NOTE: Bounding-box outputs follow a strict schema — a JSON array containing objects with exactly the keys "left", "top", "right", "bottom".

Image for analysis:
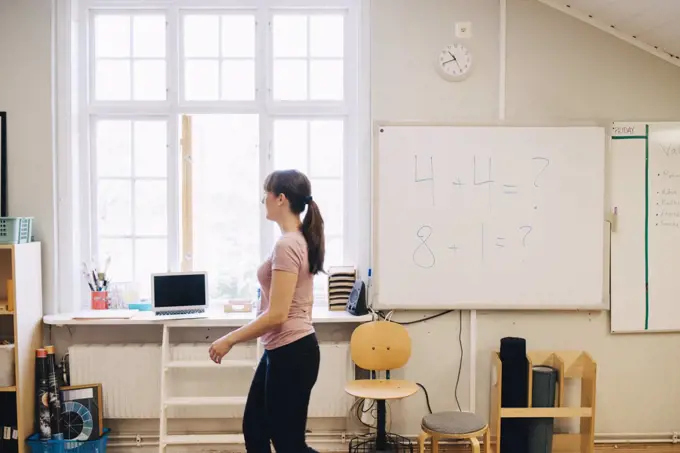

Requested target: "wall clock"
[{"left": 436, "top": 43, "right": 473, "bottom": 82}]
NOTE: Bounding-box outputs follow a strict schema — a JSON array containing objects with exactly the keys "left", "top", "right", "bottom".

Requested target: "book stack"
[{"left": 327, "top": 266, "right": 356, "bottom": 311}]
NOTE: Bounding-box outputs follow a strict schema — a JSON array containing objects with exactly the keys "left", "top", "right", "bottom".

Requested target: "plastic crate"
[
  {"left": 0, "top": 217, "right": 33, "bottom": 244},
  {"left": 27, "top": 429, "right": 110, "bottom": 453}
]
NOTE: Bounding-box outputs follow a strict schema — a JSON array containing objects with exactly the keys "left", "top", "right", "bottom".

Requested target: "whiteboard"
[
  {"left": 373, "top": 124, "right": 606, "bottom": 310},
  {"left": 611, "top": 122, "right": 680, "bottom": 332}
]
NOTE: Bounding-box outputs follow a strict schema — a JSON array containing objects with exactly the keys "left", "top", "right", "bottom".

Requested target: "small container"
[
  {"left": 0, "top": 217, "right": 33, "bottom": 244},
  {"left": 127, "top": 302, "right": 152, "bottom": 311},
  {"left": 0, "top": 344, "right": 16, "bottom": 387},
  {"left": 90, "top": 291, "right": 109, "bottom": 310}
]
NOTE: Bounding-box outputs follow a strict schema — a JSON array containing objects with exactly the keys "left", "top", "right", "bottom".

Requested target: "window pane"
[
  {"left": 185, "top": 60, "right": 219, "bottom": 101},
  {"left": 221, "top": 60, "right": 255, "bottom": 101},
  {"left": 135, "top": 180, "right": 167, "bottom": 236},
  {"left": 273, "top": 120, "right": 308, "bottom": 171},
  {"left": 325, "top": 236, "right": 343, "bottom": 268},
  {"left": 98, "top": 179, "right": 132, "bottom": 236},
  {"left": 184, "top": 15, "right": 219, "bottom": 58},
  {"left": 96, "top": 120, "right": 131, "bottom": 177},
  {"left": 191, "top": 115, "right": 260, "bottom": 302},
  {"left": 313, "top": 236, "right": 342, "bottom": 302},
  {"left": 96, "top": 60, "right": 131, "bottom": 101},
  {"left": 95, "top": 15, "right": 130, "bottom": 58},
  {"left": 273, "top": 15, "right": 307, "bottom": 58},
  {"left": 99, "top": 238, "right": 133, "bottom": 283},
  {"left": 221, "top": 15, "right": 255, "bottom": 58},
  {"left": 134, "top": 121, "right": 167, "bottom": 177},
  {"left": 133, "top": 60, "right": 166, "bottom": 101},
  {"left": 311, "top": 179, "right": 342, "bottom": 236},
  {"left": 135, "top": 238, "right": 167, "bottom": 298},
  {"left": 273, "top": 60, "right": 307, "bottom": 101},
  {"left": 310, "top": 60, "right": 343, "bottom": 100},
  {"left": 133, "top": 15, "right": 166, "bottom": 58},
  {"left": 310, "top": 120, "right": 343, "bottom": 178},
  {"left": 310, "top": 15, "right": 343, "bottom": 58}
]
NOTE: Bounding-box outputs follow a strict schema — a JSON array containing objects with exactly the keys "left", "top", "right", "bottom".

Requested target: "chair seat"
[
  {"left": 345, "top": 379, "right": 419, "bottom": 400},
  {"left": 421, "top": 411, "right": 487, "bottom": 435}
]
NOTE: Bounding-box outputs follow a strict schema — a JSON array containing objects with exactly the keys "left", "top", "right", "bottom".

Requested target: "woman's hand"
[{"left": 209, "top": 335, "right": 234, "bottom": 364}]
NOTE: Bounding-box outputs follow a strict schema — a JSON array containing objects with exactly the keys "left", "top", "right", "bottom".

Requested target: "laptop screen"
[{"left": 153, "top": 273, "right": 207, "bottom": 308}]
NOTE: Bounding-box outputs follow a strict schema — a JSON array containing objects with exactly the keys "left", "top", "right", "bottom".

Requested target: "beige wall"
[
  {"left": 4, "top": 0, "right": 680, "bottom": 441},
  {"left": 0, "top": 0, "right": 56, "bottom": 311},
  {"left": 373, "top": 0, "right": 680, "bottom": 436}
]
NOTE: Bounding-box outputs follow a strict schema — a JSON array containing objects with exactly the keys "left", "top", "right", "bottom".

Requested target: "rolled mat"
[
  {"left": 499, "top": 337, "right": 529, "bottom": 453},
  {"left": 528, "top": 365, "right": 558, "bottom": 453}
]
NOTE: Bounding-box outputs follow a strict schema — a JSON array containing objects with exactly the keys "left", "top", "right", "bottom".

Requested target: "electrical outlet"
[{"left": 456, "top": 22, "right": 472, "bottom": 39}]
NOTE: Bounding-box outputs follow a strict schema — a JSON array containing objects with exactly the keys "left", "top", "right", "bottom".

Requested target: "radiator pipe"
[{"left": 107, "top": 432, "right": 680, "bottom": 448}]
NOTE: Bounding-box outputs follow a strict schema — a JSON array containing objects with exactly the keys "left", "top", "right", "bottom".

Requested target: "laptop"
[{"left": 151, "top": 272, "right": 209, "bottom": 320}]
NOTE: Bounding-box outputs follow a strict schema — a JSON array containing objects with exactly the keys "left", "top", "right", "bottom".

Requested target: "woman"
[{"left": 209, "top": 169, "right": 325, "bottom": 453}]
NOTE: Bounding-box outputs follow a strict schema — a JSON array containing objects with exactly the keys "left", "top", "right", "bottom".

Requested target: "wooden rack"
[
  {"left": 0, "top": 243, "right": 43, "bottom": 453},
  {"left": 489, "top": 350, "right": 596, "bottom": 453}
]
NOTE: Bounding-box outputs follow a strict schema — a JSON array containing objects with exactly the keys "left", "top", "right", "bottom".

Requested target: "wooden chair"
[
  {"left": 345, "top": 321, "right": 419, "bottom": 451},
  {"left": 418, "top": 411, "right": 490, "bottom": 453}
]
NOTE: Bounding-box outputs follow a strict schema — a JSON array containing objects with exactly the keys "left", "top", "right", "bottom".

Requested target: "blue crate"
[{"left": 27, "top": 429, "right": 109, "bottom": 453}]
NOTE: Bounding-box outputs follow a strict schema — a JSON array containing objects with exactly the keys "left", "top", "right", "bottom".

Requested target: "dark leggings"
[{"left": 243, "top": 333, "right": 320, "bottom": 453}]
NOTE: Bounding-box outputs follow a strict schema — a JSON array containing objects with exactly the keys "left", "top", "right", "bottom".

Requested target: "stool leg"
[
  {"left": 470, "top": 437, "right": 481, "bottom": 453},
  {"left": 431, "top": 435, "right": 439, "bottom": 453},
  {"left": 417, "top": 432, "right": 429, "bottom": 453},
  {"left": 484, "top": 427, "right": 491, "bottom": 453}
]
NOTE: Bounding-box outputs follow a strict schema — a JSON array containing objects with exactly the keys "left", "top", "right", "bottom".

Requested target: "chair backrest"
[{"left": 350, "top": 321, "right": 411, "bottom": 371}]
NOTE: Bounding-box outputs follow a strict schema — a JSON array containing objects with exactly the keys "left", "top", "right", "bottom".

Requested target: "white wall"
[
  {"left": 0, "top": 0, "right": 56, "bottom": 312},
  {"left": 5, "top": 0, "right": 680, "bottom": 441},
  {"left": 374, "top": 0, "right": 680, "bottom": 436}
]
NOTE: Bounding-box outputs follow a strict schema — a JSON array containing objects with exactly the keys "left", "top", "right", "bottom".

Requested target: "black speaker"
[{"left": 346, "top": 280, "right": 368, "bottom": 316}]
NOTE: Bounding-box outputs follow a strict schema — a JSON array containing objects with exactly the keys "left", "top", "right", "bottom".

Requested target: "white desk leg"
[
  {"left": 159, "top": 325, "right": 170, "bottom": 453},
  {"left": 469, "top": 310, "right": 477, "bottom": 413}
]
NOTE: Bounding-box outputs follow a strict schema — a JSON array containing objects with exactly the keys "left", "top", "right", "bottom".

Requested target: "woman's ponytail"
[{"left": 301, "top": 199, "right": 325, "bottom": 275}]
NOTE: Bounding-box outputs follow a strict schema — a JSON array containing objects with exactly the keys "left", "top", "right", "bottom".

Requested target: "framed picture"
[
  {"left": 60, "top": 383, "right": 104, "bottom": 440},
  {"left": 0, "top": 112, "right": 6, "bottom": 216}
]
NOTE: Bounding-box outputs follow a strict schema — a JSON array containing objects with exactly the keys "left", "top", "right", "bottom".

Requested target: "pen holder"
[{"left": 91, "top": 291, "right": 109, "bottom": 310}]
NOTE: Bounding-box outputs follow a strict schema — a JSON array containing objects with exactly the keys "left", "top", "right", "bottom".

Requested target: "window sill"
[{"left": 43, "top": 306, "right": 373, "bottom": 327}]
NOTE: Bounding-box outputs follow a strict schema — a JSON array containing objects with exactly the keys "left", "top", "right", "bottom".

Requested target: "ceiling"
[{"left": 536, "top": 0, "right": 680, "bottom": 67}]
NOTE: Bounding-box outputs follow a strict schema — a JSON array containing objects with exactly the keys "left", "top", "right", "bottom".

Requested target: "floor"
[
  {"left": 596, "top": 447, "right": 680, "bottom": 452},
  {"left": 428, "top": 446, "right": 680, "bottom": 453}
]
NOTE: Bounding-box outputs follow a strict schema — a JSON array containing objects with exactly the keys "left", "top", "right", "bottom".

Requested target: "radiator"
[{"left": 68, "top": 342, "right": 354, "bottom": 419}]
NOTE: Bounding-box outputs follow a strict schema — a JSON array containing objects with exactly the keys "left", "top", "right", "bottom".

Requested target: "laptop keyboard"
[{"left": 157, "top": 309, "right": 205, "bottom": 316}]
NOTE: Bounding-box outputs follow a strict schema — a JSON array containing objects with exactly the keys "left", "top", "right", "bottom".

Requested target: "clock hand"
[
  {"left": 442, "top": 58, "right": 455, "bottom": 64},
  {"left": 447, "top": 51, "right": 463, "bottom": 71}
]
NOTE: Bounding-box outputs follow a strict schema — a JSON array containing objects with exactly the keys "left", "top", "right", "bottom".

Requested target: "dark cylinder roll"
[
  {"left": 499, "top": 337, "right": 529, "bottom": 453},
  {"left": 36, "top": 349, "right": 52, "bottom": 440},
  {"left": 45, "top": 345, "right": 63, "bottom": 440},
  {"left": 528, "top": 365, "right": 558, "bottom": 453}
]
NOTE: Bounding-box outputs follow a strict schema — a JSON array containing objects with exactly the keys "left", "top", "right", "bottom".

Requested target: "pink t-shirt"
[{"left": 257, "top": 231, "right": 315, "bottom": 350}]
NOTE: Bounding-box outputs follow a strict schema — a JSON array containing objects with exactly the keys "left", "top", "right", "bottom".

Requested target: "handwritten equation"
[
  {"left": 414, "top": 154, "right": 551, "bottom": 207},
  {"left": 412, "top": 223, "right": 533, "bottom": 269}
]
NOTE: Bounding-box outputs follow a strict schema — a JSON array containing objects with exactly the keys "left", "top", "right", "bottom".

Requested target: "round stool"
[{"left": 418, "top": 411, "right": 490, "bottom": 453}]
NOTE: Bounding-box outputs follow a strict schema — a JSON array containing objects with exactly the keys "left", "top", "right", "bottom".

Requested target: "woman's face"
[{"left": 263, "top": 191, "right": 284, "bottom": 221}]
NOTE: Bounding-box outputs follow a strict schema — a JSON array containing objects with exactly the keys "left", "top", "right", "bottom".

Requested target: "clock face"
[{"left": 437, "top": 43, "right": 472, "bottom": 81}]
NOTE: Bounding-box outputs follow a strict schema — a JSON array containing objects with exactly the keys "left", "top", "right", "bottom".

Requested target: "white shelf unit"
[{"left": 158, "top": 323, "right": 262, "bottom": 452}]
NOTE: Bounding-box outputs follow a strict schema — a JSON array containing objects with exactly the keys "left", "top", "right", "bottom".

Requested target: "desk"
[
  {"left": 44, "top": 306, "right": 370, "bottom": 431},
  {"left": 43, "top": 306, "right": 373, "bottom": 327}
]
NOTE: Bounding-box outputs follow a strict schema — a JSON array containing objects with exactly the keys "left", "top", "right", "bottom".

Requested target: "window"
[{"left": 76, "top": 0, "right": 360, "bottom": 308}]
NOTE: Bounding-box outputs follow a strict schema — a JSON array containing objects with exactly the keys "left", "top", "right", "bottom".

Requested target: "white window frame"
[{"left": 54, "top": 0, "right": 369, "bottom": 313}]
